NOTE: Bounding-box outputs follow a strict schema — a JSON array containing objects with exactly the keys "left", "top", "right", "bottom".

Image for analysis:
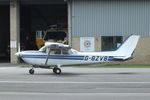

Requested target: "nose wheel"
[
  {"left": 53, "top": 67, "right": 61, "bottom": 74},
  {"left": 29, "top": 68, "right": 34, "bottom": 74}
]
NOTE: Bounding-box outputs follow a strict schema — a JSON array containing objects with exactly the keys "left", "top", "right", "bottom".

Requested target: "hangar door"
[
  {"left": 0, "top": 6, "right": 10, "bottom": 62},
  {"left": 20, "top": 2, "right": 67, "bottom": 50}
]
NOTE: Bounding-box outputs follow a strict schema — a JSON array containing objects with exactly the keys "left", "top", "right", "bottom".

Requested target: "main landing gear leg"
[{"left": 53, "top": 66, "right": 61, "bottom": 74}]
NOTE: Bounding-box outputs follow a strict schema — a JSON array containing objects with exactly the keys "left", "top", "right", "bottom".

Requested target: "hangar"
[
  {"left": 0, "top": 0, "right": 67, "bottom": 63},
  {"left": 0, "top": 0, "right": 150, "bottom": 64}
]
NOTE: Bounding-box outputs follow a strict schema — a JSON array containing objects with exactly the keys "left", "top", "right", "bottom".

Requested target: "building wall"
[
  {"left": 72, "top": 37, "right": 101, "bottom": 52},
  {"left": 72, "top": 37, "right": 80, "bottom": 51},
  {"left": 70, "top": 0, "right": 150, "bottom": 64},
  {"left": 71, "top": 0, "right": 150, "bottom": 37},
  {"left": 72, "top": 37, "right": 150, "bottom": 64},
  {"left": 131, "top": 37, "right": 150, "bottom": 64}
]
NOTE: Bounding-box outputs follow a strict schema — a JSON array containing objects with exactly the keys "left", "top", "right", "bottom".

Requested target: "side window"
[
  {"left": 50, "top": 49, "right": 61, "bottom": 54},
  {"left": 62, "top": 50, "right": 69, "bottom": 54}
]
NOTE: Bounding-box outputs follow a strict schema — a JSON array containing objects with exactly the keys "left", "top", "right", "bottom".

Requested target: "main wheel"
[
  {"left": 29, "top": 69, "right": 34, "bottom": 74},
  {"left": 53, "top": 67, "right": 61, "bottom": 74}
]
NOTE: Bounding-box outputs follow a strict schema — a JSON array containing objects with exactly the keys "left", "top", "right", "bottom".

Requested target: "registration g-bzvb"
[{"left": 84, "top": 56, "right": 109, "bottom": 62}]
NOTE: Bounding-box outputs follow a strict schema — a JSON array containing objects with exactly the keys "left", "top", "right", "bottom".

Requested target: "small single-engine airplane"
[{"left": 16, "top": 35, "right": 140, "bottom": 74}]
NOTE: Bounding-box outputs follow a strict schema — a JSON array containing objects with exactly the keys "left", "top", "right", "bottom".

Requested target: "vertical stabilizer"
[{"left": 114, "top": 35, "right": 140, "bottom": 60}]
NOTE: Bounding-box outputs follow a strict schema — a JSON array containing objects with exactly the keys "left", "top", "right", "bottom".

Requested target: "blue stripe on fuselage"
[
  {"left": 22, "top": 55, "right": 85, "bottom": 60},
  {"left": 21, "top": 55, "right": 123, "bottom": 61}
]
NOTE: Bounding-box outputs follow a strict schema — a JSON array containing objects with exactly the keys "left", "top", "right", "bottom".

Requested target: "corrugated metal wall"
[{"left": 71, "top": 0, "right": 150, "bottom": 37}]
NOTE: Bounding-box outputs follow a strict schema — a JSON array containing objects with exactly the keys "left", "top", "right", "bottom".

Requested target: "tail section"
[{"left": 114, "top": 35, "right": 140, "bottom": 60}]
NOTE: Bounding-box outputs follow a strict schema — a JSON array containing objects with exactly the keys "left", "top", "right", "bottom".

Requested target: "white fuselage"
[
  {"left": 16, "top": 35, "right": 140, "bottom": 67},
  {"left": 18, "top": 50, "right": 118, "bottom": 66}
]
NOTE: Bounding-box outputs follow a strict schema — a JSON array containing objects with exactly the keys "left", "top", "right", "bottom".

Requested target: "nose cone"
[{"left": 15, "top": 52, "right": 21, "bottom": 57}]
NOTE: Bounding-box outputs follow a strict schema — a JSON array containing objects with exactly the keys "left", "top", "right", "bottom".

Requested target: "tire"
[
  {"left": 29, "top": 69, "right": 34, "bottom": 74},
  {"left": 53, "top": 67, "right": 61, "bottom": 74},
  {"left": 53, "top": 67, "right": 57, "bottom": 73}
]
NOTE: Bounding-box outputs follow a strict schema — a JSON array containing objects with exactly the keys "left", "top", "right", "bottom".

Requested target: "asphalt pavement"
[{"left": 0, "top": 63, "right": 150, "bottom": 100}]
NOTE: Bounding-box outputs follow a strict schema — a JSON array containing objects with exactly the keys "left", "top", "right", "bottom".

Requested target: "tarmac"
[{"left": 0, "top": 63, "right": 150, "bottom": 100}]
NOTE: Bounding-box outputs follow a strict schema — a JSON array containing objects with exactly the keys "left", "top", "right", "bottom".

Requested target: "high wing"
[{"left": 39, "top": 43, "right": 71, "bottom": 51}]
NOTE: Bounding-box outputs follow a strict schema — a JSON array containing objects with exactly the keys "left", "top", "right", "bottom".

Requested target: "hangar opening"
[
  {"left": 0, "top": 5, "right": 10, "bottom": 62},
  {"left": 20, "top": 2, "right": 67, "bottom": 50}
]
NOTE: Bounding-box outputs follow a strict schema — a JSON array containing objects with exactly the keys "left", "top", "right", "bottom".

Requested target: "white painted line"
[
  {"left": 0, "top": 81, "right": 150, "bottom": 84},
  {"left": 0, "top": 92, "right": 150, "bottom": 96}
]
